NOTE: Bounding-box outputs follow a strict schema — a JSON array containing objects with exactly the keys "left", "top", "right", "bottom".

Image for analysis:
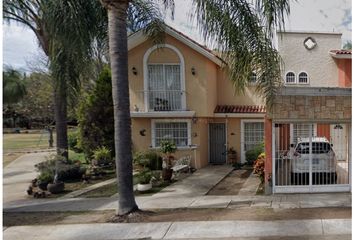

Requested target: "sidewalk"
[
  {"left": 4, "top": 192, "right": 351, "bottom": 212},
  {"left": 3, "top": 152, "right": 51, "bottom": 204},
  {"left": 3, "top": 219, "right": 351, "bottom": 240}
]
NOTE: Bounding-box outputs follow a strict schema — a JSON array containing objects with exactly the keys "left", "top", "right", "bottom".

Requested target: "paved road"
[
  {"left": 3, "top": 219, "right": 351, "bottom": 240},
  {"left": 3, "top": 152, "right": 50, "bottom": 205}
]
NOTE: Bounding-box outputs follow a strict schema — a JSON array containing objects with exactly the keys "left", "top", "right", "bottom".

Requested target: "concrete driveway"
[{"left": 3, "top": 152, "right": 50, "bottom": 206}]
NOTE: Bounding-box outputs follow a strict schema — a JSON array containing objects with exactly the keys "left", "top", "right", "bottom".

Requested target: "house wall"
[
  {"left": 336, "top": 59, "right": 352, "bottom": 88},
  {"left": 278, "top": 32, "right": 341, "bottom": 87},
  {"left": 216, "top": 69, "right": 265, "bottom": 106},
  {"left": 269, "top": 95, "right": 351, "bottom": 121},
  {"left": 128, "top": 34, "right": 219, "bottom": 117}
]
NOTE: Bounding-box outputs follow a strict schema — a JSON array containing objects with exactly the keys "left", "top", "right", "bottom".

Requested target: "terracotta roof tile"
[
  {"left": 214, "top": 105, "right": 266, "bottom": 114},
  {"left": 330, "top": 49, "right": 352, "bottom": 55}
]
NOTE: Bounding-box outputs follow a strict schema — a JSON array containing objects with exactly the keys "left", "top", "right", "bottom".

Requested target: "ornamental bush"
[
  {"left": 253, "top": 152, "right": 265, "bottom": 183},
  {"left": 245, "top": 142, "right": 264, "bottom": 165},
  {"left": 77, "top": 67, "right": 114, "bottom": 160}
]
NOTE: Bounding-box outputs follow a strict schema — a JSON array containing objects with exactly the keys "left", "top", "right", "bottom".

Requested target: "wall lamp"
[
  {"left": 132, "top": 67, "right": 138, "bottom": 75},
  {"left": 192, "top": 116, "right": 197, "bottom": 124},
  {"left": 191, "top": 67, "right": 196, "bottom": 75}
]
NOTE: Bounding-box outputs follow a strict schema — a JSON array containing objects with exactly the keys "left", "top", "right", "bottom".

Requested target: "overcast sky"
[{"left": 3, "top": 0, "right": 352, "bottom": 72}]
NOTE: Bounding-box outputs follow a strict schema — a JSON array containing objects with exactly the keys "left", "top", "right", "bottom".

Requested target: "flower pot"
[
  {"left": 38, "top": 181, "right": 49, "bottom": 191},
  {"left": 162, "top": 168, "right": 173, "bottom": 181},
  {"left": 47, "top": 182, "right": 65, "bottom": 194},
  {"left": 137, "top": 183, "right": 152, "bottom": 192}
]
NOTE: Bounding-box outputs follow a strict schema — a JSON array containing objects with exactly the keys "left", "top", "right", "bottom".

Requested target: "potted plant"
[
  {"left": 137, "top": 170, "right": 153, "bottom": 192},
  {"left": 160, "top": 140, "right": 177, "bottom": 181},
  {"left": 37, "top": 171, "right": 53, "bottom": 191},
  {"left": 227, "top": 147, "right": 237, "bottom": 164}
]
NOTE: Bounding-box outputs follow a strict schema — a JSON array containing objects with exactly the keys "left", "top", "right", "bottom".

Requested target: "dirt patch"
[
  {"left": 4, "top": 207, "right": 351, "bottom": 226},
  {"left": 208, "top": 169, "right": 252, "bottom": 195}
]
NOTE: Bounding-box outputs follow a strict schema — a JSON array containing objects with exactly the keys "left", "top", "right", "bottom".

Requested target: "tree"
[
  {"left": 3, "top": 68, "right": 26, "bottom": 105},
  {"left": 99, "top": 0, "right": 172, "bottom": 216},
  {"left": 343, "top": 41, "right": 352, "bottom": 50},
  {"left": 77, "top": 67, "right": 115, "bottom": 160},
  {"left": 100, "top": 0, "right": 289, "bottom": 216},
  {"left": 3, "top": 0, "right": 104, "bottom": 159}
]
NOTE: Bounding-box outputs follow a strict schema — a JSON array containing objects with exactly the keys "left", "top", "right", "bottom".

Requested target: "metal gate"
[
  {"left": 209, "top": 123, "right": 226, "bottom": 164},
  {"left": 273, "top": 122, "right": 351, "bottom": 193}
]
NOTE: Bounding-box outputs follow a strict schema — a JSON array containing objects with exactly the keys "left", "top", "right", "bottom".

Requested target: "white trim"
[
  {"left": 272, "top": 122, "right": 276, "bottom": 193},
  {"left": 329, "top": 51, "right": 352, "bottom": 59},
  {"left": 131, "top": 111, "right": 195, "bottom": 118},
  {"left": 214, "top": 113, "right": 265, "bottom": 118},
  {"left": 143, "top": 44, "right": 186, "bottom": 112},
  {"left": 298, "top": 71, "right": 309, "bottom": 85},
  {"left": 151, "top": 119, "right": 192, "bottom": 148},
  {"left": 284, "top": 71, "right": 297, "bottom": 85},
  {"left": 240, "top": 119, "right": 265, "bottom": 164},
  {"left": 128, "top": 26, "right": 223, "bottom": 66}
]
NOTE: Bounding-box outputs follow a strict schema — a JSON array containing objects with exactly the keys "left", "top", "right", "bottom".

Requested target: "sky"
[{"left": 3, "top": 0, "right": 352, "bottom": 72}]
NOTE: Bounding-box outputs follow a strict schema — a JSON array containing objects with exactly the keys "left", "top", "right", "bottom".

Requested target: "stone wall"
[{"left": 268, "top": 95, "right": 351, "bottom": 121}]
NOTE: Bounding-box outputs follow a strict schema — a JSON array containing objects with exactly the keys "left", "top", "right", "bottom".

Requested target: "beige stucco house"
[{"left": 128, "top": 25, "right": 265, "bottom": 169}]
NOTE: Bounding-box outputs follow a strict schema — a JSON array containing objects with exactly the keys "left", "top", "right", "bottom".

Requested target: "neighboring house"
[
  {"left": 265, "top": 31, "right": 351, "bottom": 193},
  {"left": 128, "top": 25, "right": 265, "bottom": 169}
]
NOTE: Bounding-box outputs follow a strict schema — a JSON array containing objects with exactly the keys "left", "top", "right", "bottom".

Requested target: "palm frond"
[{"left": 192, "top": 0, "right": 288, "bottom": 106}]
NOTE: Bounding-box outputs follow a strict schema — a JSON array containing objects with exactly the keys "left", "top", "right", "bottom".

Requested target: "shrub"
[
  {"left": 253, "top": 152, "right": 265, "bottom": 183},
  {"left": 246, "top": 142, "right": 264, "bottom": 165},
  {"left": 68, "top": 131, "right": 82, "bottom": 153},
  {"left": 92, "top": 146, "right": 113, "bottom": 166},
  {"left": 133, "top": 150, "right": 163, "bottom": 170},
  {"left": 137, "top": 170, "right": 152, "bottom": 184},
  {"left": 77, "top": 67, "right": 114, "bottom": 159},
  {"left": 38, "top": 171, "right": 54, "bottom": 183},
  {"left": 35, "top": 154, "right": 86, "bottom": 182}
]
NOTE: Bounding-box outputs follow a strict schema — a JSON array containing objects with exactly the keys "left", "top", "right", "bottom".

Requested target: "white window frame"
[
  {"left": 143, "top": 44, "right": 186, "bottom": 112},
  {"left": 298, "top": 71, "right": 309, "bottom": 85},
  {"left": 151, "top": 119, "right": 192, "bottom": 148},
  {"left": 240, "top": 119, "right": 265, "bottom": 163},
  {"left": 290, "top": 123, "right": 317, "bottom": 144},
  {"left": 285, "top": 71, "right": 297, "bottom": 85}
]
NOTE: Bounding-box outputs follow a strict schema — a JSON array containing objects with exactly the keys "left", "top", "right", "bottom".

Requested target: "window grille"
[{"left": 154, "top": 122, "right": 189, "bottom": 147}]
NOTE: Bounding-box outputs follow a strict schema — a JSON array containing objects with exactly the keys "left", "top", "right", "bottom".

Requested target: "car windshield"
[{"left": 295, "top": 142, "right": 331, "bottom": 154}]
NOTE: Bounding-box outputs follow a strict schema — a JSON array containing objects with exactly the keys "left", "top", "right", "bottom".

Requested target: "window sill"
[{"left": 131, "top": 111, "right": 195, "bottom": 118}]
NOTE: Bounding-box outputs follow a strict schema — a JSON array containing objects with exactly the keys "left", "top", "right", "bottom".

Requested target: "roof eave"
[{"left": 128, "top": 27, "right": 223, "bottom": 66}]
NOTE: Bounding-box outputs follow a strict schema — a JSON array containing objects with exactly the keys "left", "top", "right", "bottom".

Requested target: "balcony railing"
[{"left": 140, "top": 90, "right": 185, "bottom": 111}]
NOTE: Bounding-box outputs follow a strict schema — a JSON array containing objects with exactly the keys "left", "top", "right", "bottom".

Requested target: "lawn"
[{"left": 3, "top": 132, "right": 55, "bottom": 151}]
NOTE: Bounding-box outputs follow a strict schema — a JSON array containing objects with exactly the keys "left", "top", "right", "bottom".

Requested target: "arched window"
[
  {"left": 285, "top": 72, "right": 296, "bottom": 84},
  {"left": 298, "top": 72, "right": 309, "bottom": 84},
  {"left": 143, "top": 44, "right": 186, "bottom": 111}
]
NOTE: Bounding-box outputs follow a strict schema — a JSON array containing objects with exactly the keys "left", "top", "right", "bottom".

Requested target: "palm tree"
[
  {"left": 100, "top": 0, "right": 289, "bottom": 216},
  {"left": 100, "top": 0, "right": 171, "bottom": 216},
  {"left": 3, "top": 0, "right": 103, "bottom": 159}
]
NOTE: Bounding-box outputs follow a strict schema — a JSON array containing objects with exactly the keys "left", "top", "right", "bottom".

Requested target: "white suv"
[{"left": 289, "top": 137, "right": 337, "bottom": 184}]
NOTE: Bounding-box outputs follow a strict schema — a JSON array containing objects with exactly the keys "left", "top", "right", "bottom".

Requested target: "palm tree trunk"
[
  {"left": 54, "top": 80, "right": 68, "bottom": 160},
  {"left": 107, "top": 1, "right": 139, "bottom": 215}
]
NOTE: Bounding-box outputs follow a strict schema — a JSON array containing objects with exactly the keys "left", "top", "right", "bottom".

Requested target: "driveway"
[{"left": 3, "top": 152, "right": 50, "bottom": 206}]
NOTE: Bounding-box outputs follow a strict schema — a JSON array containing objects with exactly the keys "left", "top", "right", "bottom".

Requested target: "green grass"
[
  {"left": 69, "top": 150, "right": 87, "bottom": 164},
  {"left": 3, "top": 133, "right": 56, "bottom": 151}
]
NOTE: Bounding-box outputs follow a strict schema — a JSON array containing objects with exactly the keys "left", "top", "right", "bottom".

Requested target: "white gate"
[{"left": 272, "top": 122, "right": 351, "bottom": 193}]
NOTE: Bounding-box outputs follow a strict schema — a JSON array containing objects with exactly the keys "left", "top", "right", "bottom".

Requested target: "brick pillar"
[{"left": 264, "top": 117, "right": 272, "bottom": 194}]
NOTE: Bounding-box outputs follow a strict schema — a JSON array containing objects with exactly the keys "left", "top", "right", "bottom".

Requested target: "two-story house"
[
  {"left": 264, "top": 31, "right": 351, "bottom": 193},
  {"left": 128, "top": 25, "right": 265, "bottom": 169}
]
